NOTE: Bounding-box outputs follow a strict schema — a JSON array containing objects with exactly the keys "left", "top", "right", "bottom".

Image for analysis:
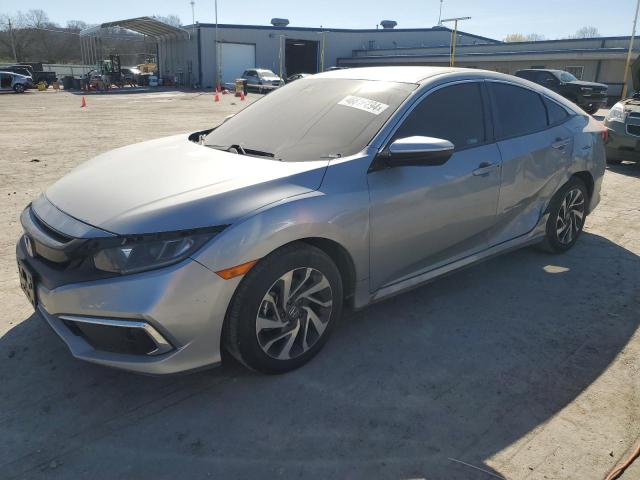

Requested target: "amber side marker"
[{"left": 215, "top": 260, "right": 258, "bottom": 280}]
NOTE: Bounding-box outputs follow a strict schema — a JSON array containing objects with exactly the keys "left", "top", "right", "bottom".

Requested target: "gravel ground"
[{"left": 0, "top": 90, "right": 638, "bottom": 480}]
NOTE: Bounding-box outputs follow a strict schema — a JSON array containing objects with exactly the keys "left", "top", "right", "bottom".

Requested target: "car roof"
[{"left": 313, "top": 66, "right": 479, "bottom": 84}]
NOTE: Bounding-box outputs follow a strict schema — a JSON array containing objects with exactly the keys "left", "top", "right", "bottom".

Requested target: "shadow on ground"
[
  {"left": 1, "top": 233, "right": 638, "bottom": 479},
  {"left": 607, "top": 160, "right": 640, "bottom": 178}
]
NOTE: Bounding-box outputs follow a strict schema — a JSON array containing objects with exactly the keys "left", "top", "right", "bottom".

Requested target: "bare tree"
[
  {"left": 569, "top": 26, "right": 601, "bottom": 39},
  {"left": 504, "top": 33, "right": 545, "bottom": 42},
  {"left": 152, "top": 14, "right": 182, "bottom": 27},
  {"left": 66, "top": 20, "right": 88, "bottom": 31}
]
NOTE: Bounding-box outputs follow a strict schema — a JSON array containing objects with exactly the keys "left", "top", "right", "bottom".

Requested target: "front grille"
[{"left": 627, "top": 124, "right": 640, "bottom": 137}]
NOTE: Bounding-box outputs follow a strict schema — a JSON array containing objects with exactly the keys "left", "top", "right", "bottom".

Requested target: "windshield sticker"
[{"left": 338, "top": 96, "right": 389, "bottom": 115}]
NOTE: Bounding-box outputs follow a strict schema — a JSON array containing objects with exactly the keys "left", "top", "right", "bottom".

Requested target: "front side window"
[
  {"left": 391, "top": 82, "right": 486, "bottom": 150},
  {"left": 489, "top": 83, "right": 548, "bottom": 139}
]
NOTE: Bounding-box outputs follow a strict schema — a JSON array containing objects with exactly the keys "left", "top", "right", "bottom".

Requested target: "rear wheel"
[
  {"left": 13, "top": 83, "right": 25, "bottom": 93},
  {"left": 223, "top": 243, "right": 343, "bottom": 374},
  {"left": 537, "top": 178, "right": 588, "bottom": 253}
]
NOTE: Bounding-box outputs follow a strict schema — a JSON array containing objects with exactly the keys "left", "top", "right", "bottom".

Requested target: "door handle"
[
  {"left": 472, "top": 162, "right": 498, "bottom": 176},
  {"left": 552, "top": 138, "right": 571, "bottom": 150}
]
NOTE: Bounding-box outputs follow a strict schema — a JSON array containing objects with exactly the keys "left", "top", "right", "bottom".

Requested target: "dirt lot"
[{"left": 0, "top": 89, "right": 639, "bottom": 480}]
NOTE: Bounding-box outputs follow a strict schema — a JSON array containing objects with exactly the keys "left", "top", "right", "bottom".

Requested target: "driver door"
[{"left": 367, "top": 81, "right": 502, "bottom": 291}]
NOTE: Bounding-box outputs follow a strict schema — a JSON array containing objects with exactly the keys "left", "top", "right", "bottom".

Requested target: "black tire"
[
  {"left": 537, "top": 177, "right": 589, "bottom": 253},
  {"left": 223, "top": 243, "right": 343, "bottom": 374},
  {"left": 584, "top": 105, "right": 598, "bottom": 115},
  {"left": 13, "top": 83, "right": 25, "bottom": 93}
]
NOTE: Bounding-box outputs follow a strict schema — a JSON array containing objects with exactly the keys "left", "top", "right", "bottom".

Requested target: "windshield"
[
  {"left": 205, "top": 78, "right": 416, "bottom": 162},
  {"left": 559, "top": 72, "right": 578, "bottom": 82},
  {"left": 257, "top": 69, "right": 278, "bottom": 77}
]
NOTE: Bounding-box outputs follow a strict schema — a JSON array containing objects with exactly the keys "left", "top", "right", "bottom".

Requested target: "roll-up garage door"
[{"left": 220, "top": 43, "right": 256, "bottom": 85}]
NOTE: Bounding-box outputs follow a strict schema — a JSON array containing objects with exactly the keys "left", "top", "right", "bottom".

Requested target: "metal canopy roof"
[{"left": 80, "top": 16, "right": 189, "bottom": 39}]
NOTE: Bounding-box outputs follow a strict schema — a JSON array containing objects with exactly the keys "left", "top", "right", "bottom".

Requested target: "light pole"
[
  {"left": 441, "top": 16, "right": 471, "bottom": 66},
  {"left": 190, "top": 0, "right": 195, "bottom": 26},
  {"left": 438, "top": 0, "right": 444, "bottom": 26},
  {"left": 621, "top": 0, "right": 640, "bottom": 99}
]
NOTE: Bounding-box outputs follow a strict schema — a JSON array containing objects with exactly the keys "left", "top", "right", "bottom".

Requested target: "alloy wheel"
[
  {"left": 556, "top": 187, "right": 585, "bottom": 245},
  {"left": 255, "top": 267, "right": 333, "bottom": 360}
]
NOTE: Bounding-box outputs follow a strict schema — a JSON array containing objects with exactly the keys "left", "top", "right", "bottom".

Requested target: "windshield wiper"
[{"left": 206, "top": 144, "right": 281, "bottom": 160}]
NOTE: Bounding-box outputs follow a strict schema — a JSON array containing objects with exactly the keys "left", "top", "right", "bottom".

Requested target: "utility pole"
[
  {"left": 214, "top": 0, "right": 220, "bottom": 89},
  {"left": 8, "top": 17, "right": 18, "bottom": 63},
  {"left": 441, "top": 16, "right": 471, "bottom": 66},
  {"left": 438, "top": 0, "right": 444, "bottom": 26},
  {"left": 621, "top": 0, "right": 639, "bottom": 99},
  {"left": 317, "top": 27, "right": 326, "bottom": 72},
  {"left": 278, "top": 34, "right": 285, "bottom": 80},
  {"left": 190, "top": 0, "right": 195, "bottom": 26}
]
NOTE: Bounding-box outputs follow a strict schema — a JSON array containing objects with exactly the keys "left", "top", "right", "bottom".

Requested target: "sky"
[{"left": 1, "top": 0, "right": 636, "bottom": 40}]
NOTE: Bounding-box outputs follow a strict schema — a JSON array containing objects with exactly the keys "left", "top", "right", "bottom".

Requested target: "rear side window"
[
  {"left": 392, "top": 82, "right": 486, "bottom": 150},
  {"left": 544, "top": 97, "right": 570, "bottom": 125},
  {"left": 489, "top": 83, "right": 548, "bottom": 139},
  {"left": 516, "top": 71, "right": 536, "bottom": 81}
]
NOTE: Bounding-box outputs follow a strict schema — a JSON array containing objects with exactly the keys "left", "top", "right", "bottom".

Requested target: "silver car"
[
  {"left": 17, "top": 67, "right": 606, "bottom": 375},
  {"left": 0, "top": 71, "right": 33, "bottom": 93}
]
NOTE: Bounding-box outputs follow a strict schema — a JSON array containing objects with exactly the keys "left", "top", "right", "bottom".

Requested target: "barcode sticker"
[{"left": 338, "top": 96, "right": 389, "bottom": 115}]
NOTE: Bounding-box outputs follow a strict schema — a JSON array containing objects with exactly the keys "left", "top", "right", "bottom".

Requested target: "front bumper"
[
  {"left": 18, "top": 241, "right": 241, "bottom": 375},
  {"left": 606, "top": 124, "right": 640, "bottom": 162}
]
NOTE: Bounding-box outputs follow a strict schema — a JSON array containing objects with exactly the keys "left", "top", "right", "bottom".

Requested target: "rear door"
[
  {"left": 368, "top": 81, "right": 502, "bottom": 291},
  {"left": 487, "top": 81, "right": 574, "bottom": 245}
]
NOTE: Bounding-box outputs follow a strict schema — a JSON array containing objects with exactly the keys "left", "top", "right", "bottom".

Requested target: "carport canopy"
[{"left": 80, "top": 16, "right": 189, "bottom": 39}]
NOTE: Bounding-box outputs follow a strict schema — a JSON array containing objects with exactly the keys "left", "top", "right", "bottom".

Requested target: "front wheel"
[
  {"left": 223, "top": 243, "right": 343, "bottom": 374},
  {"left": 537, "top": 178, "right": 588, "bottom": 253}
]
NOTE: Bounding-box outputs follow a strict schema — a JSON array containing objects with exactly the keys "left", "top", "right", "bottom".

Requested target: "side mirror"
[{"left": 383, "top": 136, "right": 455, "bottom": 167}]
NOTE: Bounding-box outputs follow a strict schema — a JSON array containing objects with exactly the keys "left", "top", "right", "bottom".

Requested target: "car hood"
[
  {"left": 261, "top": 76, "right": 281, "bottom": 82},
  {"left": 567, "top": 80, "right": 608, "bottom": 89},
  {"left": 44, "top": 134, "right": 329, "bottom": 235}
]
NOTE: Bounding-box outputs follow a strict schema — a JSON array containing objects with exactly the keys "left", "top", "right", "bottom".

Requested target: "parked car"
[
  {"left": 515, "top": 69, "right": 607, "bottom": 114},
  {"left": 2, "top": 64, "right": 56, "bottom": 87},
  {"left": 241, "top": 68, "right": 283, "bottom": 93},
  {"left": 17, "top": 67, "right": 605, "bottom": 375},
  {"left": 0, "top": 71, "right": 33, "bottom": 93},
  {"left": 286, "top": 73, "right": 312, "bottom": 83},
  {"left": 604, "top": 58, "right": 640, "bottom": 164}
]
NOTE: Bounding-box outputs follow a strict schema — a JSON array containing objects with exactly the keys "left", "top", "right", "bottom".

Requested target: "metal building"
[
  {"left": 81, "top": 17, "right": 638, "bottom": 101},
  {"left": 338, "top": 36, "right": 639, "bottom": 100}
]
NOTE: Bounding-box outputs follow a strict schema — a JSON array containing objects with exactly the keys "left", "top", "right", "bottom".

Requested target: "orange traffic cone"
[
  {"left": 214, "top": 91, "right": 220, "bottom": 102},
  {"left": 240, "top": 91, "right": 245, "bottom": 101},
  {"left": 80, "top": 96, "right": 87, "bottom": 108}
]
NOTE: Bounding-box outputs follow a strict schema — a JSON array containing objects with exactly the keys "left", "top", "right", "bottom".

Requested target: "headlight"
[
  {"left": 93, "top": 229, "right": 220, "bottom": 274},
  {"left": 607, "top": 103, "right": 627, "bottom": 123}
]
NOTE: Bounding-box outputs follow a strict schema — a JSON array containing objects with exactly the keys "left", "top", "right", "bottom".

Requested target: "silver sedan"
[{"left": 17, "top": 67, "right": 606, "bottom": 374}]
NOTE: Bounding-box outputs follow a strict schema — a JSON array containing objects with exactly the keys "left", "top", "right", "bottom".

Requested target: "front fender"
[{"left": 191, "top": 155, "right": 372, "bottom": 286}]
